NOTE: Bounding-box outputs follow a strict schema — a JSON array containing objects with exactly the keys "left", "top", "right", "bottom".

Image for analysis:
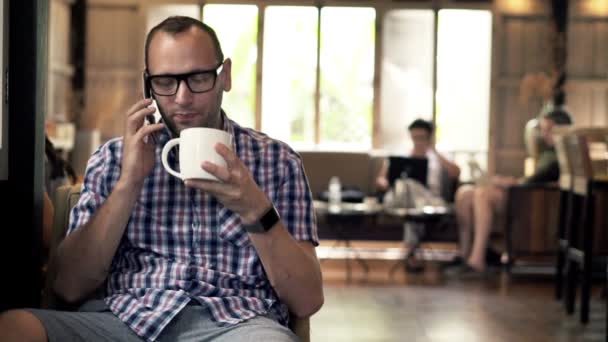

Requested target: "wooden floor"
[{"left": 311, "top": 241, "right": 607, "bottom": 342}]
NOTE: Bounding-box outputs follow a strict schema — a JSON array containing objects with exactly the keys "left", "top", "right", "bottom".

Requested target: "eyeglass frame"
[{"left": 144, "top": 62, "right": 224, "bottom": 96}]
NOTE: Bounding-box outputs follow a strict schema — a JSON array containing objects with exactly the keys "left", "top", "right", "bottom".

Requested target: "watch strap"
[{"left": 243, "top": 205, "right": 280, "bottom": 233}]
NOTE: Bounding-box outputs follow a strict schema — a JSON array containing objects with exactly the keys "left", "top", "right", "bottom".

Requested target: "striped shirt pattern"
[{"left": 67, "top": 113, "right": 318, "bottom": 341}]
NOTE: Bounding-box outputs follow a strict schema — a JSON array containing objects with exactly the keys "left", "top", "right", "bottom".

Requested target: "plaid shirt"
[{"left": 67, "top": 113, "right": 318, "bottom": 341}]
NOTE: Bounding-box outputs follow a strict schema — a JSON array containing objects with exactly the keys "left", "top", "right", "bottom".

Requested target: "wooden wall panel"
[
  {"left": 501, "top": 19, "right": 523, "bottom": 76},
  {"left": 522, "top": 20, "right": 550, "bottom": 73},
  {"left": 49, "top": 71, "right": 73, "bottom": 120},
  {"left": 492, "top": 15, "right": 551, "bottom": 176},
  {"left": 568, "top": 87, "right": 593, "bottom": 125},
  {"left": 568, "top": 21, "right": 595, "bottom": 77},
  {"left": 49, "top": 1, "right": 71, "bottom": 65},
  {"left": 568, "top": 86, "right": 608, "bottom": 126},
  {"left": 83, "top": 4, "right": 144, "bottom": 141},
  {"left": 566, "top": 18, "right": 608, "bottom": 129},
  {"left": 591, "top": 88, "right": 608, "bottom": 126},
  {"left": 495, "top": 86, "right": 525, "bottom": 150},
  {"left": 47, "top": 0, "right": 74, "bottom": 122},
  {"left": 86, "top": 9, "right": 139, "bottom": 69},
  {"left": 84, "top": 70, "right": 139, "bottom": 136},
  {"left": 500, "top": 17, "right": 550, "bottom": 78},
  {"left": 491, "top": 5, "right": 608, "bottom": 177},
  {"left": 592, "top": 21, "right": 608, "bottom": 77}
]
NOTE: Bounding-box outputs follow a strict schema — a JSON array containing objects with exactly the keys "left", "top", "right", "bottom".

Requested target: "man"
[
  {"left": 376, "top": 119, "right": 460, "bottom": 200},
  {"left": 376, "top": 119, "right": 460, "bottom": 271},
  {"left": 454, "top": 108, "right": 572, "bottom": 273},
  {"left": 0, "top": 16, "right": 323, "bottom": 341}
]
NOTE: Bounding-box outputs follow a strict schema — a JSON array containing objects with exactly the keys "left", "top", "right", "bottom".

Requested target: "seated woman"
[
  {"left": 43, "top": 134, "right": 77, "bottom": 254},
  {"left": 454, "top": 108, "right": 572, "bottom": 273}
]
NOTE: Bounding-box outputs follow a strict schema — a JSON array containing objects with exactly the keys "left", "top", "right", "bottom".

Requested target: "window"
[
  {"left": 262, "top": 6, "right": 318, "bottom": 145},
  {"left": 262, "top": 6, "right": 375, "bottom": 149},
  {"left": 146, "top": 5, "right": 199, "bottom": 33},
  {"left": 436, "top": 9, "right": 492, "bottom": 179},
  {"left": 203, "top": 5, "right": 258, "bottom": 129},
  {"left": 380, "top": 10, "right": 434, "bottom": 152},
  {"left": 144, "top": 3, "right": 492, "bottom": 165},
  {"left": 319, "top": 7, "right": 375, "bottom": 149},
  {"left": 380, "top": 8, "right": 491, "bottom": 180}
]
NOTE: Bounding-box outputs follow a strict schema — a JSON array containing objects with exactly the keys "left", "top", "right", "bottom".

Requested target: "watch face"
[{"left": 244, "top": 206, "right": 280, "bottom": 233}]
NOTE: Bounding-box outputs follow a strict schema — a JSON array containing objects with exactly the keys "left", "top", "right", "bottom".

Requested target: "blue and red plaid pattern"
[{"left": 67, "top": 113, "right": 318, "bottom": 341}]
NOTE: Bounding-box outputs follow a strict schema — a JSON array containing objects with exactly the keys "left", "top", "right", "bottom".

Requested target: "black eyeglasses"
[{"left": 147, "top": 63, "right": 224, "bottom": 96}]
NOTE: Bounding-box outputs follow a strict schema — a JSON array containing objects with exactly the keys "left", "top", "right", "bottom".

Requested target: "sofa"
[{"left": 297, "top": 150, "right": 385, "bottom": 199}]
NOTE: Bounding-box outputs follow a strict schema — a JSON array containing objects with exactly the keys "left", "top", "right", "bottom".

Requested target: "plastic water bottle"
[{"left": 328, "top": 176, "right": 342, "bottom": 205}]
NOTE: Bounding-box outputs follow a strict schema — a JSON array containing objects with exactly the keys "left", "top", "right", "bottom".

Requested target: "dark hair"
[
  {"left": 542, "top": 108, "right": 573, "bottom": 125},
  {"left": 553, "top": 90, "right": 566, "bottom": 107},
  {"left": 45, "top": 135, "right": 77, "bottom": 184},
  {"left": 144, "top": 16, "right": 224, "bottom": 71},
  {"left": 408, "top": 119, "right": 434, "bottom": 135}
]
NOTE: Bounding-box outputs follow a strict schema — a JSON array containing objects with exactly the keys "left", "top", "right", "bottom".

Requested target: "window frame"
[{"left": 148, "top": 0, "right": 493, "bottom": 152}]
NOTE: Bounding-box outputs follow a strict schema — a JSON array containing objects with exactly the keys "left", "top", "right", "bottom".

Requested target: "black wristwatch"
[{"left": 243, "top": 205, "right": 281, "bottom": 233}]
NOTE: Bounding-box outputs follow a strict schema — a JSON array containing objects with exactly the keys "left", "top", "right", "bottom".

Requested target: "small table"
[
  {"left": 383, "top": 205, "right": 455, "bottom": 275},
  {"left": 314, "top": 199, "right": 382, "bottom": 282}
]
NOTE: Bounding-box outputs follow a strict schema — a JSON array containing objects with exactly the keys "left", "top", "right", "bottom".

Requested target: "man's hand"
[
  {"left": 120, "top": 98, "right": 165, "bottom": 189},
  {"left": 184, "top": 143, "right": 271, "bottom": 224}
]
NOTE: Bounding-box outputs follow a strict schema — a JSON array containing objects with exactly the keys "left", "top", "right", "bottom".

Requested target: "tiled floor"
[{"left": 311, "top": 240, "right": 606, "bottom": 342}]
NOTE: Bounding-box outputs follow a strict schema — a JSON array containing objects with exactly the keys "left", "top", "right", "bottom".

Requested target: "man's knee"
[{"left": 0, "top": 310, "right": 48, "bottom": 342}]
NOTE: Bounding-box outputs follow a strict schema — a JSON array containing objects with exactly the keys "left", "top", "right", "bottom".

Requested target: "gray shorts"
[{"left": 26, "top": 300, "right": 298, "bottom": 342}]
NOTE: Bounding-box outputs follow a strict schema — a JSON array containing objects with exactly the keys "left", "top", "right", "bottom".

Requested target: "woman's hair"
[
  {"left": 45, "top": 135, "right": 77, "bottom": 184},
  {"left": 541, "top": 108, "right": 573, "bottom": 126}
]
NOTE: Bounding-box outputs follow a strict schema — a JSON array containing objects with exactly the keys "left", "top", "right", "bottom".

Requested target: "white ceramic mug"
[{"left": 161, "top": 127, "right": 232, "bottom": 181}]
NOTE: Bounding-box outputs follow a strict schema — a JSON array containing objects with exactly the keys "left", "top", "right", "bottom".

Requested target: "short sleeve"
[
  {"left": 274, "top": 150, "right": 318, "bottom": 246},
  {"left": 67, "top": 140, "right": 121, "bottom": 235}
]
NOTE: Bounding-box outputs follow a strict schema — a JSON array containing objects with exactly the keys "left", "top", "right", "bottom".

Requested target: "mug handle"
[{"left": 161, "top": 138, "right": 183, "bottom": 179}]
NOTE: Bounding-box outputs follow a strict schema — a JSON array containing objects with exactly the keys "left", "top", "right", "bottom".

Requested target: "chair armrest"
[{"left": 289, "top": 313, "right": 310, "bottom": 342}]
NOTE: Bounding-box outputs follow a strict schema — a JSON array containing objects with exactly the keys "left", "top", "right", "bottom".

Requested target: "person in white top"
[{"left": 376, "top": 119, "right": 460, "bottom": 271}]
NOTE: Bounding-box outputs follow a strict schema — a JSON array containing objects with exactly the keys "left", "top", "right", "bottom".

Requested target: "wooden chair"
[
  {"left": 43, "top": 183, "right": 311, "bottom": 341},
  {"left": 503, "top": 123, "right": 563, "bottom": 273},
  {"left": 504, "top": 183, "right": 561, "bottom": 272},
  {"left": 563, "top": 127, "right": 608, "bottom": 324}
]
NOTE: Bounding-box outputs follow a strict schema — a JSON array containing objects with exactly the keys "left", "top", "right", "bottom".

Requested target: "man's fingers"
[
  {"left": 125, "top": 98, "right": 155, "bottom": 134},
  {"left": 184, "top": 178, "right": 224, "bottom": 194},
  {"left": 202, "top": 161, "right": 232, "bottom": 183},
  {"left": 127, "top": 98, "right": 153, "bottom": 116},
  {"left": 133, "top": 123, "right": 165, "bottom": 144},
  {"left": 215, "top": 143, "right": 238, "bottom": 168}
]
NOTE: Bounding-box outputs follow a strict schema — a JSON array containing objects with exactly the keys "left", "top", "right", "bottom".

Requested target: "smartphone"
[
  {"left": 142, "top": 73, "right": 159, "bottom": 124},
  {"left": 142, "top": 74, "right": 161, "bottom": 143}
]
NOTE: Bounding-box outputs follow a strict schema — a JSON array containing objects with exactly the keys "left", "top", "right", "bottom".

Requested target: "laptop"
[{"left": 387, "top": 156, "right": 428, "bottom": 188}]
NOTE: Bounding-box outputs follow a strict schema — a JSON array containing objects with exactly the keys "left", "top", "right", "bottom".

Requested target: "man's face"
[
  {"left": 409, "top": 128, "right": 431, "bottom": 156},
  {"left": 147, "top": 27, "right": 231, "bottom": 133}
]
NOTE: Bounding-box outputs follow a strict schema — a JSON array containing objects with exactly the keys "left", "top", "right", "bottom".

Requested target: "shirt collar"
[{"left": 220, "top": 109, "right": 238, "bottom": 153}]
